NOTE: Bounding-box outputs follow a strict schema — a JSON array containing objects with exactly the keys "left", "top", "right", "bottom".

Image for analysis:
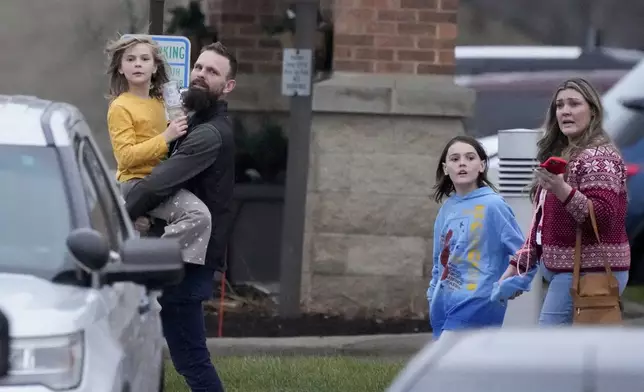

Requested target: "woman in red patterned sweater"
[{"left": 500, "top": 78, "right": 630, "bottom": 325}]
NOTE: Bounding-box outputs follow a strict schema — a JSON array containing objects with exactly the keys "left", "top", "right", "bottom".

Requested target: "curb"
[
  {"left": 623, "top": 299, "right": 644, "bottom": 314},
  {"left": 623, "top": 300, "right": 644, "bottom": 325},
  {"left": 161, "top": 303, "right": 644, "bottom": 359},
  {"left": 162, "top": 302, "right": 644, "bottom": 358},
  {"left": 200, "top": 333, "right": 432, "bottom": 357}
]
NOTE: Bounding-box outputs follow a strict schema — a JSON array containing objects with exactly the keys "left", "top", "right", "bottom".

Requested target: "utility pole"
[
  {"left": 278, "top": 0, "right": 319, "bottom": 317},
  {"left": 149, "top": 0, "right": 166, "bottom": 35},
  {"left": 584, "top": 0, "right": 604, "bottom": 50}
]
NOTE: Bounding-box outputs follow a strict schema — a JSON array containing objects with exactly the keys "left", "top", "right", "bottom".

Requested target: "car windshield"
[{"left": 0, "top": 145, "right": 71, "bottom": 275}]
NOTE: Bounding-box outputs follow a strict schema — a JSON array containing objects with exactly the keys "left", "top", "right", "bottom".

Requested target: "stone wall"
[
  {"left": 302, "top": 74, "right": 472, "bottom": 318},
  {"left": 230, "top": 73, "right": 474, "bottom": 318}
]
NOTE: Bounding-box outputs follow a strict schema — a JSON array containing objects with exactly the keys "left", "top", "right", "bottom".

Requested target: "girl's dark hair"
[{"left": 432, "top": 135, "right": 496, "bottom": 203}]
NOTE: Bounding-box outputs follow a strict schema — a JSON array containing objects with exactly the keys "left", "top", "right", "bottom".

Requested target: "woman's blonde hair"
[
  {"left": 529, "top": 78, "right": 611, "bottom": 199},
  {"left": 105, "top": 34, "right": 170, "bottom": 100}
]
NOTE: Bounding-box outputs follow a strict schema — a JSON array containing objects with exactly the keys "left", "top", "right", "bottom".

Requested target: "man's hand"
[{"left": 134, "top": 216, "right": 151, "bottom": 233}]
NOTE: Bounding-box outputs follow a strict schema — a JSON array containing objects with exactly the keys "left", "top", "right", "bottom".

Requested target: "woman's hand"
[{"left": 534, "top": 168, "right": 573, "bottom": 202}]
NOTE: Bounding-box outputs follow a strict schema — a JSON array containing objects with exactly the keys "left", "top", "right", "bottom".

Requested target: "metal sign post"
[
  {"left": 148, "top": 0, "right": 166, "bottom": 35},
  {"left": 278, "top": 0, "right": 318, "bottom": 317}
]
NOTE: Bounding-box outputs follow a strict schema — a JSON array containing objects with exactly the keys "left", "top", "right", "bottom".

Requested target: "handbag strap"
[
  {"left": 587, "top": 201, "right": 614, "bottom": 276},
  {"left": 515, "top": 189, "right": 546, "bottom": 276},
  {"left": 572, "top": 200, "right": 615, "bottom": 295},
  {"left": 572, "top": 226, "right": 583, "bottom": 294}
]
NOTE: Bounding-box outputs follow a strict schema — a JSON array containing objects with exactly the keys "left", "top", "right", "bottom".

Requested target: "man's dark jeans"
[{"left": 159, "top": 263, "right": 224, "bottom": 392}]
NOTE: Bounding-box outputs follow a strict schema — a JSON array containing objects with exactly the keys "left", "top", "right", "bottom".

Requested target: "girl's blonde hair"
[
  {"left": 529, "top": 78, "right": 612, "bottom": 199},
  {"left": 105, "top": 34, "right": 170, "bottom": 100}
]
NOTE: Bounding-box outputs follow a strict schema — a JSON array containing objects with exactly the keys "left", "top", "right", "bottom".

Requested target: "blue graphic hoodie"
[{"left": 427, "top": 186, "right": 525, "bottom": 339}]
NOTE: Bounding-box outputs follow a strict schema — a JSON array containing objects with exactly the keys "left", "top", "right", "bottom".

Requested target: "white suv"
[{"left": 0, "top": 95, "right": 183, "bottom": 392}]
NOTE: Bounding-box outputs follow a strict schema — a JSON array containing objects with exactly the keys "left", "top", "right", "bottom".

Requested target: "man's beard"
[{"left": 182, "top": 83, "right": 222, "bottom": 114}]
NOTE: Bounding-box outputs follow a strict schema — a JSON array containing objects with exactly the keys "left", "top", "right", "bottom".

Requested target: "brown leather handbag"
[{"left": 570, "top": 201, "right": 623, "bottom": 325}]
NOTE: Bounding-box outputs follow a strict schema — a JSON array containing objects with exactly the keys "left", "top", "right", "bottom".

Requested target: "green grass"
[
  {"left": 623, "top": 285, "right": 644, "bottom": 304},
  {"left": 164, "top": 356, "right": 406, "bottom": 392}
]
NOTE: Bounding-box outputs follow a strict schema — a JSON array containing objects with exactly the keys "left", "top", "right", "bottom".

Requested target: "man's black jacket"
[{"left": 124, "top": 101, "right": 235, "bottom": 271}]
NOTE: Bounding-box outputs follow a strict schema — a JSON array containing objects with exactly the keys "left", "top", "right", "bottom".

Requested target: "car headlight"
[{"left": 0, "top": 331, "right": 84, "bottom": 390}]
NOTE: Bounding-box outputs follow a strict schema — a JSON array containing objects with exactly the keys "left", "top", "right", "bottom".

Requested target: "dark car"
[
  {"left": 454, "top": 45, "right": 644, "bottom": 137},
  {"left": 458, "top": 69, "right": 628, "bottom": 137},
  {"left": 601, "top": 61, "right": 644, "bottom": 282}
]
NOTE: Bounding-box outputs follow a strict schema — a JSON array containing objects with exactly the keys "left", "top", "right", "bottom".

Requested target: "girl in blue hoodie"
[{"left": 428, "top": 136, "right": 525, "bottom": 340}]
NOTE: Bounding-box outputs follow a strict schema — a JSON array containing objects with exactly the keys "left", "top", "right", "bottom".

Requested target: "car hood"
[{"left": 0, "top": 273, "right": 103, "bottom": 337}]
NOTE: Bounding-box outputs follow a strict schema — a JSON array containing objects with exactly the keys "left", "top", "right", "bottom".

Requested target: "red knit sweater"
[{"left": 511, "top": 144, "right": 630, "bottom": 272}]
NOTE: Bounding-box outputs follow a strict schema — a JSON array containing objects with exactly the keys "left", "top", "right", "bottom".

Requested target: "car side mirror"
[
  {"left": 104, "top": 237, "right": 184, "bottom": 290},
  {"left": 66, "top": 228, "right": 110, "bottom": 272},
  {"left": 0, "top": 309, "right": 9, "bottom": 378}
]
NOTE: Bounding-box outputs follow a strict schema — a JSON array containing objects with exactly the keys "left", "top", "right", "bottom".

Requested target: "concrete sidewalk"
[{"left": 205, "top": 333, "right": 432, "bottom": 357}]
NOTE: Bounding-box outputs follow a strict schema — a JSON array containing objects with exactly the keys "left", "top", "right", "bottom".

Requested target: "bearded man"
[{"left": 124, "top": 42, "right": 238, "bottom": 392}]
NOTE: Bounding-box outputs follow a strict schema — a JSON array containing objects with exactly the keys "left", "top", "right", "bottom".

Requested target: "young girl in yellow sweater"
[{"left": 105, "top": 35, "right": 211, "bottom": 265}]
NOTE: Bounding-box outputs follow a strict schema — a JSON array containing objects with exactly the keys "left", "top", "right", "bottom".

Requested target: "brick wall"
[
  {"left": 206, "top": 0, "right": 457, "bottom": 75},
  {"left": 333, "top": 0, "right": 458, "bottom": 74},
  {"left": 206, "top": 0, "right": 285, "bottom": 73},
  {"left": 205, "top": 0, "right": 333, "bottom": 74}
]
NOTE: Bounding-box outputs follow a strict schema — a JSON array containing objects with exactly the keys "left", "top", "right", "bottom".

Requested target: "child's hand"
[
  {"left": 163, "top": 116, "right": 188, "bottom": 142},
  {"left": 499, "top": 264, "right": 518, "bottom": 283},
  {"left": 498, "top": 265, "right": 523, "bottom": 299},
  {"left": 134, "top": 216, "right": 151, "bottom": 233}
]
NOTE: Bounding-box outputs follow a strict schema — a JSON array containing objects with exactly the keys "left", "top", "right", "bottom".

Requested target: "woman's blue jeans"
[{"left": 539, "top": 265, "right": 629, "bottom": 326}]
